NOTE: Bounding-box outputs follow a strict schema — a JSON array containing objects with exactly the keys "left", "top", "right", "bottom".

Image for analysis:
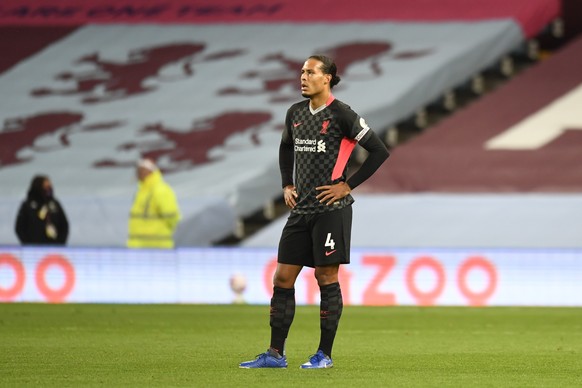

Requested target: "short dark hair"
[{"left": 308, "top": 54, "right": 341, "bottom": 88}]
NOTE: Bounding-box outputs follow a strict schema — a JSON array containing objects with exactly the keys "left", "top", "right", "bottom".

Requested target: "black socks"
[
  {"left": 269, "top": 286, "right": 295, "bottom": 356},
  {"left": 318, "top": 282, "right": 343, "bottom": 357},
  {"left": 268, "top": 282, "right": 343, "bottom": 358}
]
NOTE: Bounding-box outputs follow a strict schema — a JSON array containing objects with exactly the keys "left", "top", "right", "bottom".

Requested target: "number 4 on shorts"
[{"left": 325, "top": 233, "right": 335, "bottom": 250}]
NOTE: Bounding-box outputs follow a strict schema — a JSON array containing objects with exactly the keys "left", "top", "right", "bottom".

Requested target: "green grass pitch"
[{"left": 1, "top": 303, "right": 581, "bottom": 387}]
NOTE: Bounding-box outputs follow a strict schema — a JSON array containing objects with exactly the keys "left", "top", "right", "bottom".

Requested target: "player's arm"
[
  {"left": 346, "top": 130, "right": 389, "bottom": 190},
  {"left": 280, "top": 140, "right": 298, "bottom": 209},
  {"left": 280, "top": 110, "right": 297, "bottom": 209},
  {"left": 316, "top": 131, "right": 389, "bottom": 205}
]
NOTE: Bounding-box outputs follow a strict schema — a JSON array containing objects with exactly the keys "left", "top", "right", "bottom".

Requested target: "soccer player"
[{"left": 239, "top": 55, "right": 389, "bottom": 369}]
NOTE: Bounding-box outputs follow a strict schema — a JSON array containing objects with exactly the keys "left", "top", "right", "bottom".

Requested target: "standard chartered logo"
[{"left": 294, "top": 138, "right": 326, "bottom": 153}]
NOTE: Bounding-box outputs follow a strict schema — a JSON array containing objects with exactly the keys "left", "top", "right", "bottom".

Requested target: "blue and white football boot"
[
  {"left": 239, "top": 349, "right": 287, "bottom": 369},
  {"left": 300, "top": 350, "right": 333, "bottom": 369}
]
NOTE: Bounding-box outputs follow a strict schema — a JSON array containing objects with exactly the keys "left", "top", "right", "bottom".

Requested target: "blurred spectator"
[
  {"left": 15, "top": 175, "right": 69, "bottom": 245},
  {"left": 127, "top": 158, "right": 181, "bottom": 249}
]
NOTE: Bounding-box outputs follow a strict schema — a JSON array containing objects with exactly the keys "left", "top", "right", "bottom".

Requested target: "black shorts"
[{"left": 277, "top": 205, "right": 352, "bottom": 268}]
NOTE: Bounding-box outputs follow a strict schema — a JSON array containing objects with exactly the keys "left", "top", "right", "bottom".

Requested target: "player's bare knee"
[
  {"left": 314, "top": 268, "right": 339, "bottom": 286},
  {"left": 273, "top": 273, "right": 295, "bottom": 288}
]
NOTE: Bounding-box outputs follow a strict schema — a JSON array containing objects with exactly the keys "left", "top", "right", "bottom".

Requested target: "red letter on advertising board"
[
  {"left": 457, "top": 256, "right": 497, "bottom": 306},
  {"left": 406, "top": 256, "right": 445, "bottom": 306},
  {"left": 362, "top": 255, "right": 396, "bottom": 306},
  {"left": 35, "top": 255, "right": 75, "bottom": 303},
  {"left": 0, "top": 254, "right": 26, "bottom": 301}
]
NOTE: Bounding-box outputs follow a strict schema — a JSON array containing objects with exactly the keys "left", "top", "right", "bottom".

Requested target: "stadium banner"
[
  {"left": 0, "top": 0, "right": 559, "bottom": 38},
  {"left": 0, "top": 22, "right": 524, "bottom": 247},
  {"left": 1, "top": 246, "right": 580, "bottom": 306}
]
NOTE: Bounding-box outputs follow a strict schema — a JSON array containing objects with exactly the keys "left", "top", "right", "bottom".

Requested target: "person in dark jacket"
[{"left": 15, "top": 175, "right": 69, "bottom": 245}]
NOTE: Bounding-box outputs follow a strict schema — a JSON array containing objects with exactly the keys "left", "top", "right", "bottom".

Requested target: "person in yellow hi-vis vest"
[{"left": 127, "top": 158, "right": 181, "bottom": 249}]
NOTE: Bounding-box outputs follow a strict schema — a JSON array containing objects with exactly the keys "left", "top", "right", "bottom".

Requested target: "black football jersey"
[{"left": 282, "top": 96, "right": 371, "bottom": 214}]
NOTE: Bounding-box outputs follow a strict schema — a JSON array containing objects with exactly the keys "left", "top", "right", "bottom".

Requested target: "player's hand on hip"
[
  {"left": 283, "top": 185, "right": 298, "bottom": 209},
  {"left": 316, "top": 182, "right": 351, "bottom": 206}
]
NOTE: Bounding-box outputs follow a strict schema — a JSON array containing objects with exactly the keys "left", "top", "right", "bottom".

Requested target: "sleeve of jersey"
[
  {"left": 279, "top": 109, "right": 294, "bottom": 188},
  {"left": 346, "top": 129, "right": 390, "bottom": 190}
]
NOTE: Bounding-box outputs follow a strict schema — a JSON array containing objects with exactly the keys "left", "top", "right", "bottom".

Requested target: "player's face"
[{"left": 300, "top": 59, "right": 331, "bottom": 99}]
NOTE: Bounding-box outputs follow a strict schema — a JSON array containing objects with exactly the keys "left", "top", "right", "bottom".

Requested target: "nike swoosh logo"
[
  {"left": 293, "top": 122, "right": 302, "bottom": 127},
  {"left": 325, "top": 250, "right": 337, "bottom": 256}
]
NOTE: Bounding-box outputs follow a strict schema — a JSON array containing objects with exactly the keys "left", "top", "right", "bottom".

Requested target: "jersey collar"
[{"left": 309, "top": 94, "right": 335, "bottom": 115}]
